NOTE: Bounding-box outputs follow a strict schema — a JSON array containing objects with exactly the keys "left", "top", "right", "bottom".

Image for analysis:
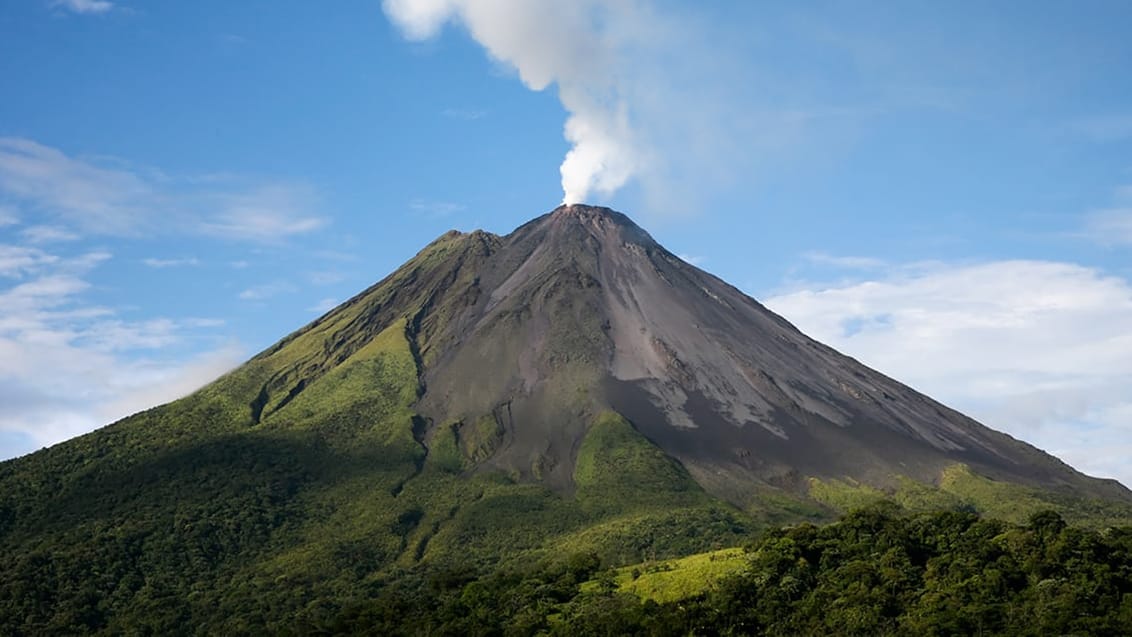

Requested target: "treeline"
[
  {"left": 329, "top": 506, "right": 1132, "bottom": 636},
  {"left": 3, "top": 506, "right": 1131, "bottom": 635}
]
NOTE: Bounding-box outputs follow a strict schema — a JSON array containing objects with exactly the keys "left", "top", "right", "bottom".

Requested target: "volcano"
[
  {"left": 261, "top": 203, "right": 1124, "bottom": 502},
  {"left": 2, "top": 204, "right": 1129, "bottom": 633}
]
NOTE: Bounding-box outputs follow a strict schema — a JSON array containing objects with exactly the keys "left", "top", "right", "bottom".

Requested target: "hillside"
[{"left": 1, "top": 204, "right": 1130, "bottom": 634}]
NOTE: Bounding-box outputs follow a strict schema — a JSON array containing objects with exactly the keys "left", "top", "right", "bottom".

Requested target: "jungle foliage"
[{"left": 325, "top": 507, "right": 1132, "bottom": 636}]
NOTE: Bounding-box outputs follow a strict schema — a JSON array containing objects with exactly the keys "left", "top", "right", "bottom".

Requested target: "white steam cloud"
[{"left": 383, "top": 0, "right": 665, "bottom": 205}]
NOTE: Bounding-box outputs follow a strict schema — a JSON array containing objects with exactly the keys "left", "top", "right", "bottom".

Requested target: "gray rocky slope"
[{"left": 275, "top": 203, "right": 1128, "bottom": 508}]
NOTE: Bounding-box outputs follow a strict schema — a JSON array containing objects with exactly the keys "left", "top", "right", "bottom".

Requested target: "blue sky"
[{"left": 2, "top": 1, "right": 1131, "bottom": 485}]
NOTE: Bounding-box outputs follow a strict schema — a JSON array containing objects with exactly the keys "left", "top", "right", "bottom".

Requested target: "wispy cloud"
[
  {"left": 802, "top": 251, "right": 886, "bottom": 270},
  {"left": 307, "top": 270, "right": 345, "bottom": 285},
  {"left": 765, "top": 259, "right": 1132, "bottom": 487},
  {"left": 1084, "top": 208, "right": 1132, "bottom": 246},
  {"left": 441, "top": 108, "right": 487, "bottom": 121},
  {"left": 183, "top": 317, "right": 225, "bottom": 328},
  {"left": 238, "top": 281, "right": 296, "bottom": 301},
  {"left": 0, "top": 245, "right": 59, "bottom": 278},
  {"left": 199, "top": 184, "right": 327, "bottom": 243},
  {"left": 0, "top": 138, "right": 151, "bottom": 234},
  {"left": 0, "top": 205, "right": 18, "bottom": 226},
  {"left": 49, "top": 0, "right": 114, "bottom": 15},
  {"left": 143, "top": 257, "right": 200, "bottom": 268},
  {"left": 0, "top": 244, "right": 240, "bottom": 456},
  {"left": 409, "top": 198, "right": 466, "bottom": 218},
  {"left": 19, "top": 225, "right": 80, "bottom": 244},
  {"left": 676, "top": 253, "right": 705, "bottom": 266},
  {"left": 0, "top": 137, "right": 327, "bottom": 243}
]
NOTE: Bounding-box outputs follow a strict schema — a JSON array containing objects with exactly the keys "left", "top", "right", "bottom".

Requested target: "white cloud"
[
  {"left": 765, "top": 259, "right": 1132, "bottom": 487},
  {"left": 0, "top": 245, "right": 59, "bottom": 278},
  {"left": 0, "top": 138, "right": 151, "bottom": 234},
  {"left": 802, "top": 251, "right": 886, "bottom": 270},
  {"left": 409, "top": 198, "right": 466, "bottom": 217},
  {"left": 0, "top": 246, "right": 241, "bottom": 457},
  {"left": 0, "top": 205, "right": 18, "bottom": 226},
  {"left": 66, "top": 250, "right": 113, "bottom": 271},
  {"left": 441, "top": 108, "right": 487, "bottom": 121},
  {"left": 94, "top": 346, "right": 244, "bottom": 427},
  {"left": 409, "top": 198, "right": 466, "bottom": 218},
  {"left": 1084, "top": 208, "right": 1132, "bottom": 246},
  {"left": 20, "top": 225, "right": 80, "bottom": 244},
  {"left": 143, "top": 257, "right": 200, "bottom": 268},
  {"left": 199, "top": 184, "right": 327, "bottom": 242},
  {"left": 78, "top": 318, "right": 181, "bottom": 351},
  {"left": 676, "top": 253, "right": 705, "bottom": 266},
  {"left": 0, "top": 137, "right": 326, "bottom": 243},
  {"left": 238, "top": 281, "right": 295, "bottom": 301},
  {"left": 50, "top": 0, "right": 114, "bottom": 15},
  {"left": 307, "top": 271, "right": 345, "bottom": 285},
  {"left": 183, "top": 317, "right": 225, "bottom": 328},
  {"left": 0, "top": 345, "right": 242, "bottom": 457}
]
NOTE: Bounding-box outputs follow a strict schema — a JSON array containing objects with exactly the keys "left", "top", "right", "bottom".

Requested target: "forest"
[
  {"left": 5, "top": 504, "right": 1130, "bottom": 635},
  {"left": 323, "top": 506, "right": 1132, "bottom": 636}
]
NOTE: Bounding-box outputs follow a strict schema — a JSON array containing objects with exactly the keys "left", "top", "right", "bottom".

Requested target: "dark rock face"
[{"left": 305, "top": 204, "right": 1128, "bottom": 505}]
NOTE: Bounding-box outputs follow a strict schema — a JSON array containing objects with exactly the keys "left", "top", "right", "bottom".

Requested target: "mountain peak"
[
  {"left": 550, "top": 202, "right": 633, "bottom": 225},
  {"left": 538, "top": 203, "right": 656, "bottom": 250},
  {"left": 553, "top": 202, "right": 617, "bottom": 216}
]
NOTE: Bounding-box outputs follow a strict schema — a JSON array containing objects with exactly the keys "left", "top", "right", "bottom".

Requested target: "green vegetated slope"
[
  {"left": 2, "top": 311, "right": 1130, "bottom": 634},
  {"left": 0, "top": 328, "right": 746, "bottom": 634},
  {"left": 809, "top": 464, "right": 1132, "bottom": 528},
  {"left": 578, "top": 468, "right": 1132, "bottom": 609}
]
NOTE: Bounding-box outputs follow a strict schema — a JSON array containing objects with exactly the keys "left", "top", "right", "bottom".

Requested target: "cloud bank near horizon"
[
  {"left": 766, "top": 259, "right": 1132, "bottom": 488},
  {"left": 0, "top": 137, "right": 334, "bottom": 458}
]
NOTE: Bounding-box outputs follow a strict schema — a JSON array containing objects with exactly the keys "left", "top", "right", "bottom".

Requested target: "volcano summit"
[{"left": 1, "top": 204, "right": 1129, "bottom": 632}]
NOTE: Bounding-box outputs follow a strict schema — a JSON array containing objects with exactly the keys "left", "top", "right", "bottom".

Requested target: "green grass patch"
[
  {"left": 808, "top": 476, "right": 887, "bottom": 512},
  {"left": 574, "top": 412, "right": 703, "bottom": 511},
  {"left": 582, "top": 547, "right": 748, "bottom": 603},
  {"left": 459, "top": 414, "right": 505, "bottom": 464},
  {"left": 939, "top": 464, "right": 1132, "bottom": 526},
  {"left": 427, "top": 422, "right": 465, "bottom": 473}
]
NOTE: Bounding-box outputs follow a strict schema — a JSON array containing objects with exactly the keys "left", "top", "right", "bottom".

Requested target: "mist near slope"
[{"left": 382, "top": 0, "right": 756, "bottom": 211}]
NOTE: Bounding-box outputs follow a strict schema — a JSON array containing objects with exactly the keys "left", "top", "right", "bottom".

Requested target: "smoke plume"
[{"left": 383, "top": 0, "right": 667, "bottom": 205}]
